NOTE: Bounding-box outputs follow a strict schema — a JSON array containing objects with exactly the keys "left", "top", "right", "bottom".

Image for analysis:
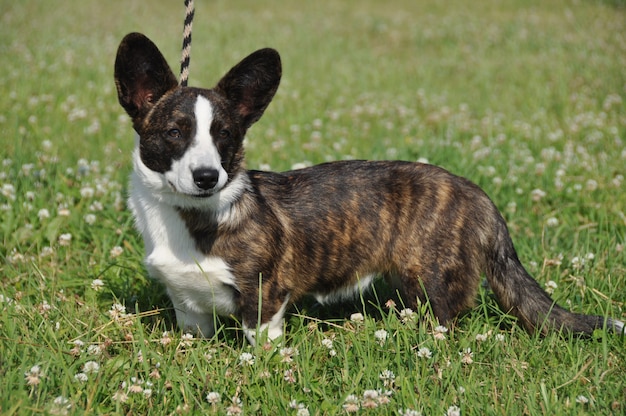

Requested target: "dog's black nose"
[{"left": 192, "top": 168, "right": 220, "bottom": 190}]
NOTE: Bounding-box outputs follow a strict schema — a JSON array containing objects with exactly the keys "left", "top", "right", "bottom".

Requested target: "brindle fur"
[
  {"left": 179, "top": 161, "right": 607, "bottom": 335},
  {"left": 115, "top": 33, "right": 622, "bottom": 340}
]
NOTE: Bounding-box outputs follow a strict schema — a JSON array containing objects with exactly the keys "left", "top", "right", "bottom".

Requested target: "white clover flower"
[
  {"left": 89, "top": 201, "right": 103, "bottom": 211},
  {"left": 80, "top": 187, "right": 95, "bottom": 198},
  {"left": 459, "top": 348, "right": 473, "bottom": 365},
  {"left": 296, "top": 407, "right": 310, "bottom": 416},
  {"left": 2, "top": 184, "right": 16, "bottom": 200},
  {"left": 53, "top": 396, "right": 69, "bottom": 406},
  {"left": 206, "top": 392, "right": 221, "bottom": 404},
  {"left": 39, "top": 300, "right": 52, "bottom": 313},
  {"left": 433, "top": 325, "right": 448, "bottom": 340},
  {"left": 475, "top": 333, "right": 488, "bottom": 342},
  {"left": 58, "top": 233, "right": 72, "bottom": 246},
  {"left": 87, "top": 344, "right": 102, "bottom": 356},
  {"left": 398, "top": 408, "right": 422, "bottom": 416},
  {"left": 109, "top": 246, "right": 123, "bottom": 258},
  {"left": 399, "top": 308, "right": 415, "bottom": 323},
  {"left": 37, "top": 208, "right": 50, "bottom": 220},
  {"left": 179, "top": 333, "right": 194, "bottom": 348},
  {"left": 57, "top": 207, "right": 71, "bottom": 216},
  {"left": 379, "top": 369, "right": 395, "bottom": 387},
  {"left": 576, "top": 395, "right": 589, "bottom": 404},
  {"left": 226, "top": 396, "right": 243, "bottom": 415},
  {"left": 128, "top": 384, "right": 143, "bottom": 394},
  {"left": 571, "top": 256, "right": 584, "bottom": 270},
  {"left": 238, "top": 352, "right": 255, "bottom": 366},
  {"left": 363, "top": 390, "right": 379, "bottom": 399},
  {"left": 74, "top": 372, "right": 88, "bottom": 383},
  {"left": 531, "top": 188, "right": 547, "bottom": 202},
  {"left": 321, "top": 337, "right": 334, "bottom": 349},
  {"left": 83, "top": 361, "right": 100, "bottom": 374},
  {"left": 447, "top": 405, "right": 461, "bottom": 416},
  {"left": 350, "top": 312, "right": 365, "bottom": 323},
  {"left": 291, "top": 162, "right": 309, "bottom": 170},
  {"left": 374, "top": 329, "right": 389, "bottom": 345},
  {"left": 108, "top": 303, "right": 127, "bottom": 319},
  {"left": 495, "top": 334, "right": 505, "bottom": 342},
  {"left": 21, "top": 164, "right": 35, "bottom": 176},
  {"left": 545, "top": 217, "right": 559, "bottom": 227},
  {"left": 25, "top": 364, "right": 43, "bottom": 385},
  {"left": 545, "top": 280, "right": 558, "bottom": 294},
  {"left": 160, "top": 331, "right": 172, "bottom": 346},
  {"left": 417, "top": 347, "right": 432, "bottom": 359},
  {"left": 283, "top": 368, "right": 296, "bottom": 383},
  {"left": 342, "top": 394, "right": 360, "bottom": 412},
  {"left": 39, "top": 246, "right": 54, "bottom": 258},
  {"left": 84, "top": 214, "right": 96, "bottom": 225},
  {"left": 279, "top": 346, "right": 299, "bottom": 363},
  {"left": 50, "top": 395, "right": 71, "bottom": 414},
  {"left": 90, "top": 279, "right": 104, "bottom": 291},
  {"left": 112, "top": 391, "right": 128, "bottom": 403},
  {"left": 362, "top": 390, "right": 380, "bottom": 409}
]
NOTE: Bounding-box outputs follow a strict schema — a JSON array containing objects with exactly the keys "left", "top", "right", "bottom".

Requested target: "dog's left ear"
[{"left": 215, "top": 48, "right": 282, "bottom": 129}]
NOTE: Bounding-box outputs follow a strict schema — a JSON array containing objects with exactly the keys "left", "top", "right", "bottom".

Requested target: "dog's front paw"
[
  {"left": 174, "top": 307, "right": 216, "bottom": 338},
  {"left": 242, "top": 320, "right": 284, "bottom": 347}
]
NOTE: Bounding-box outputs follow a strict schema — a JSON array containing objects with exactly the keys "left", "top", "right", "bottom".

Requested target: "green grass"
[{"left": 1, "top": 0, "right": 625, "bottom": 414}]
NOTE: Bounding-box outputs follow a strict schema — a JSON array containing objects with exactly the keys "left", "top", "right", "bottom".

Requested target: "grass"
[{"left": 1, "top": 0, "right": 625, "bottom": 414}]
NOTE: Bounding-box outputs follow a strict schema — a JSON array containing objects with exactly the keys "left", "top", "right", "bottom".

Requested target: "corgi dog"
[{"left": 114, "top": 33, "right": 623, "bottom": 345}]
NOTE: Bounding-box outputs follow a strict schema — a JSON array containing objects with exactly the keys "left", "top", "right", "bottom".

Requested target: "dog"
[{"left": 114, "top": 32, "right": 623, "bottom": 345}]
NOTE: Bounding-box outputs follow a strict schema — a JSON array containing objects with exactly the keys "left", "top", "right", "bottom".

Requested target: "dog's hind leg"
[{"left": 398, "top": 263, "right": 479, "bottom": 326}]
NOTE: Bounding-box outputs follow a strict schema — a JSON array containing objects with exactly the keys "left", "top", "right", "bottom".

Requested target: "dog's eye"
[
  {"left": 219, "top": 129, "right": 231, "bottom": 139},
  {"left": 167, "top": 128, "right": 182, "bottom": 139}
]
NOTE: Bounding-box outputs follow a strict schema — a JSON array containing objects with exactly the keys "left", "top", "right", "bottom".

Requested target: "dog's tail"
[{"left": 485, "top": 216, "right": 624, "bottom": 336}]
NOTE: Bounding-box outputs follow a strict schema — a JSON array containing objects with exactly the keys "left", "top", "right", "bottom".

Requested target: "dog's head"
[{"left": 114, "top": 33, "right": 281, "bottom": 207}]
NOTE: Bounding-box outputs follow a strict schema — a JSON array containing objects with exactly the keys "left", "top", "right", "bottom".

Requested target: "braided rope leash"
[{"left": 179, "top": 0, "right": 195, "bottom": 87}]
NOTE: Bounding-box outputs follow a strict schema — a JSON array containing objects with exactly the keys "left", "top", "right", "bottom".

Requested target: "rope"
[{"left": 179, "top": 0, "right": 195, "bottom": 87}]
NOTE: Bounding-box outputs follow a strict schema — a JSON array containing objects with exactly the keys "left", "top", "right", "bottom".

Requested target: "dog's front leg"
[{"left": 170, "top": 297, "right": 215, "bottom": 338}]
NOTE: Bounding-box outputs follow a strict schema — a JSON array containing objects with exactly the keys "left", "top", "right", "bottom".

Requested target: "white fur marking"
[
  {"left": 164, "top": 96, "right": 228, "bottom": 196},
  {"left": 129, "top": 149, "right": 240, "bottom": 338},
  {"left": 314, "top": 274, "right": 376, "bottom": 305},
  {"left": 243, "top": 294, "right": 291, "bottom": 346}
]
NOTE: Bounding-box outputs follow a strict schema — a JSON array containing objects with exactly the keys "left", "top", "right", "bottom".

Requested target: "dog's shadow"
[
  {"left": 103, "top": 262, "right": 398, "bottom": 340},
  {"left": 103, "top": 264, "right": 508, "bottom": 342}
]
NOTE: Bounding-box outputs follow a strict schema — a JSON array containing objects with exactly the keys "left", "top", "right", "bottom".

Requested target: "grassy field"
[{"left": 1, "top": 0, "right": 625, "bottom": 414}]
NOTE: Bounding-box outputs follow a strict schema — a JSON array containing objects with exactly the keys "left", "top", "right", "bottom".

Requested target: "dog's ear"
[
  {"left": 114, "top": 33, "right": 178, "bottom": 125},
  {"left": 215, "top": 48, "right": 282, "bottom": 129}
]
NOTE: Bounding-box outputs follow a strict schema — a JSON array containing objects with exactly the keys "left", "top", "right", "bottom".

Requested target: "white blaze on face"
[{"left": 164, "top": 95, "right": 228, "bottom": 196}]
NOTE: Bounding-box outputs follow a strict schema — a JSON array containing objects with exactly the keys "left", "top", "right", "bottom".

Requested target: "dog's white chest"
[{"left": 129, "top": 170, "right": 239, "bottom": 317}]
